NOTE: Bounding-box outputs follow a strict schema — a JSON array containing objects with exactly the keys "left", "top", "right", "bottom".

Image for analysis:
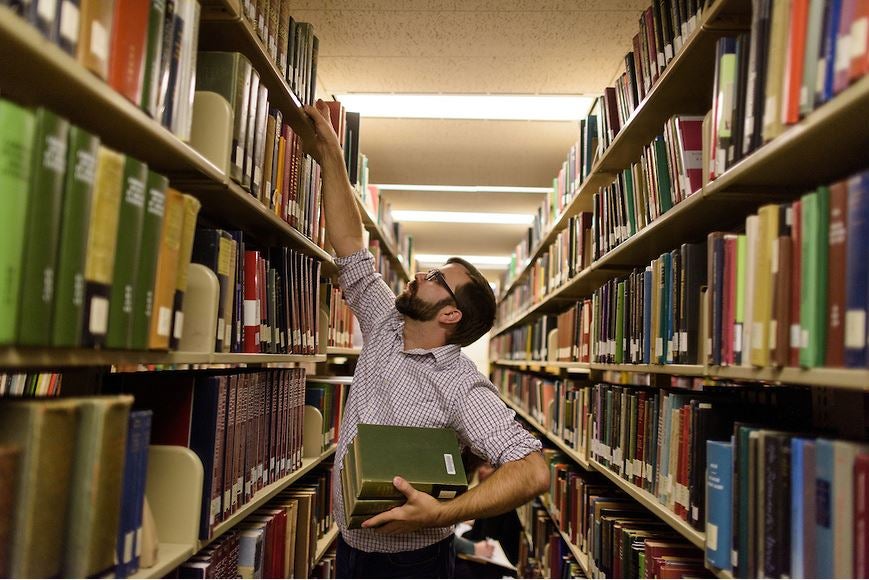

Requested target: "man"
[{"left": 301, "top": 100, "right": 549, "bottom": 578}]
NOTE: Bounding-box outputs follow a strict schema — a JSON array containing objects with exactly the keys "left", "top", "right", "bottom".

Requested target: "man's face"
[{"left": 395, "top": 263, "right": 467, "bottom": 322}]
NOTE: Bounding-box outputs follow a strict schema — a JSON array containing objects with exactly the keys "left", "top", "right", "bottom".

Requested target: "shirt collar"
[{"left": 392, "top": 313, "right": 462, "bottom": 370}]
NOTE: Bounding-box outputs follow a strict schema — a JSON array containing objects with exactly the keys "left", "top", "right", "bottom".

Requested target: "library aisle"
[{"left": 0, "top": 0, "right": 867, "bottom": 578}]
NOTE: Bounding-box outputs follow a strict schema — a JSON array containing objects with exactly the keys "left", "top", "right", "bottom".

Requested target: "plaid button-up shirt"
[{"left": 332, "top": 249, "right": 541, "bottom": 552}]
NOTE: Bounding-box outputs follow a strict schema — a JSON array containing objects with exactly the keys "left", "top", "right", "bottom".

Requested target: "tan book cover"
[
  {"left": 750, "top": 205, "right": 780, "bottom": 366},
  {"left": 77, "top": 0, "right": 115, "bottom": 79},
  {"left": 762, "top": 0, "right": 791, "bottom": 143},
  {"left": 169, "top": 193, "right": 202, "bottom": 348},
  {"left": 63, "top": 396, "right": 134, "bottom": 577},
  {"left": 0, "top": 399, "right": 80, "bottom": 578},
  {"left": 148, "top": 188, "right": 184, "bottom": 348}
]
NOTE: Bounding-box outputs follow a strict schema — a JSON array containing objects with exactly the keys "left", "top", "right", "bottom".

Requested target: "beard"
[{"left": 395, "top": 280, "right": 453, "bottom": 321}]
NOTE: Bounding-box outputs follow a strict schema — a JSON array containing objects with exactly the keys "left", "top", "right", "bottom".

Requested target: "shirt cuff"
[{"left": 334, "top": 248, "right": 371, "bottom": 269}]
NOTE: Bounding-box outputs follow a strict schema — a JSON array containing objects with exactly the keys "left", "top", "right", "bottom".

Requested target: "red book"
[
  {"left": 789, "top": 200, "right": 802, "bottom": 366},
  {"left": 676, "top": 117, "right": 704, "bottom": 196},
  {"left": 850, "top": 0, "right": 869, "bottom": 80},
  {"left": 856, "top": 452, "right": 869, "bottom": 578},
  {"left": 784, "top": 0, "right": 810, "bottom": 124},
  {"left": 107, "top": 0, "right": 150, "bottom": 104},
  {"left": 644, "top": 7, "right": 660, "bottom": 85},
  {"left": 826, "top": 182, "right": 849, "bottom": 366},
  {"left": 243, "top": 250, "right": 261, "bottom": 353}
]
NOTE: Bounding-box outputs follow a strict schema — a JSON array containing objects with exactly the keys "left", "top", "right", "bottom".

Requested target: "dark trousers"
[{"left": 336, "top": 534, "right": 455, "bottom": 579}]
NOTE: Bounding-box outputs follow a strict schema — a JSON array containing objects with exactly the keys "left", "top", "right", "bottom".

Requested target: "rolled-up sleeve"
[
  {"left": 451, "top": 379, "right": 541, "bottom": 468},
  {"left": 335, "top": 249, "right": 397, "bottom": 336}
]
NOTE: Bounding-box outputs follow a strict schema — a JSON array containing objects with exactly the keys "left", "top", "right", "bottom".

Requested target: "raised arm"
[{"left": 301, "top": 101, "right": 364, "bottom": 257}]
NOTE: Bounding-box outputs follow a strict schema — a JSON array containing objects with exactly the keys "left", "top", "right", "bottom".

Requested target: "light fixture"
[
  {"left": 391, "top": 210, "right": 533, "bottom": 225},
  {"left": 334, "top": 94, "right": 595, "bottom": 121},
  {"left": 373, "top": 184, "right": 552, "bottom": 194},
  {"left": 416, "top": 254, "right": 512, "bottom": 269}
]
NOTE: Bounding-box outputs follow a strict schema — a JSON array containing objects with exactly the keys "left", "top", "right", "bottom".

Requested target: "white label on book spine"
[
  {"left": 89, "top": 296, "right": 109, "bottom": 334},
  {"left": 157, "top": 306, "right": 172, "bottom": 337},
  {"left": 791, "top": 324, "right": 801, "bottom": 348},
  {"left": 173, "top": 311, "right": 184, "bottom": 339},
  {"left": 439, "top": 490, "right": 457, "bottom": 499},
  {"left": 37, "top": 0, "right": 56, "bottom": 22},
  {"left": 90, "top": 21, "right": 108, "bottom": 61},
  {"left": 244, "top": 300, "right": 258, "bottom": 326},
  {"left": 846, "top": 309, "right": 867, "bottom": 348},
  {"left": 135, "top": 528, "right": 142, "bottom": 556},
  {"left": 444, "top": 453, "right": 457, "bottom": 475},
  {"left": 210, "top": 497, "right": 219, "bottom": 524},
  {"left": 124, "top": 531, "right": 134, "bottom": 563},
  {"left": 769, "top": 321, "right": 777, "bottom": 349},
  {"left": 752, "top": 322, "right": 764, "bottom": 349},
  {"left": 217, "top": 318, "right": 225, "bottom": 341},
  {"left": 707, "top": 522, "right": 718, "bottom": 551},
  {"left": 235, "top": 145, "right": 244, "bottom": 166},
  {"left": 59, "top": 1, "right": 79, "bottom": 42},
  {"left": 763, "top": 96, "right": 776, "bottom": 128},
  {"left": 656, "top": 338, "right": 663, "bottom": 357},
  {"left": 836, "top": 34, "right": 852, "bottom": 74},
  {"left": 254, "top": 166, "right": 262, "bottom": 188},
  {"left": 224, "top": 490, "right": 230, "bottom": 512},
  {"left": 852, "top": 19, "right": 869, "bottom": 59},
  {"left": 665, "top": 44, "right": 673, "bottom": 62},
  {"left": 802, "top": 328, "right": 810, "bottom": 348}
]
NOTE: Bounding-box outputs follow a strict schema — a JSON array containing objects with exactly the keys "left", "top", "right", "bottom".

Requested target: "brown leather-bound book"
[
  {"left": 107, "top": 0, "right": 150, "bottom": 103},
  {"left": 0, "top": 445, "right": 20, "bottom": 578},
  {"left": 77, "top": 0, "right": 115, "bottom": 79},
  {"left": 826, "top": 182, "right": 849, "bottom": 366}
]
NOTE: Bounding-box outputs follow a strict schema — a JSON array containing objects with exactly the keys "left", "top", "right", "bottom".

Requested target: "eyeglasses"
[{"left": 425, "top": 268, "right": 459, "bottom": 305}]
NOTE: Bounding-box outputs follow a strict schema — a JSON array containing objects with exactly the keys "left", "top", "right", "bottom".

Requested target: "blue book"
[
  {"left": 643, "top": 266, "right": 653, "bottom": 364},
  {"left": 115, "top": 410, "right": 152, "bottom": 577},
  {"left": 819, "top": 0, "right": 843, "bottom": 104},
  {"left": 706, "top": 440, "right": 734, "bottom": 571},
  {"left": 815, "top": 438, "right": 835, "bottom": 578},
  {"left": 791, "top": 438, "right": 816, "bottom": 579},
  {"left": 845, "top": 171, "right": 869, "bottom": 366},
  {"left": 190, "top": 377, "right": 226, "bottom": 540}
]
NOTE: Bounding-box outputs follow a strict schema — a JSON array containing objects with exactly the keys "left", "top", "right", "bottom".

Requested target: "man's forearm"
[
  {"left": 321, "top": 145, "right": 364, "bottom": 257},
  {"left": 435, "top": 451, "right": 550, "bottom": 527}
]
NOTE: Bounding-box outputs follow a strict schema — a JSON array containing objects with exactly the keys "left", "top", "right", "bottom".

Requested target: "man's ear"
[{"left": 438, "top": 307, "right": 462, "bottom": 326}]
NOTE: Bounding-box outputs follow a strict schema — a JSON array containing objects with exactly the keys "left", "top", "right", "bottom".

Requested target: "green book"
[
  {"left": 18, "top": 108, "right": 70, "bottom": 345},
  {"left": 654, "top": 136, "right": 674, "bottom": 213},
  {"left": 0, "top": 100, "right": 37, "bottom": 344},
  {"left": 130, "top": 171, "right": 167, "bottom": 350},
  {"left": 106, "top": 157, "right": 147, "bottom": 349},
  {"left": 52, "top": 126, "right": 100, "bottom": 347},
  {"left": 615, "top": 280, "right": 625, "bottom": 363},
  {"left": 800, "top": 0, "right": 826, "bottom": 116},
  {"left": 140, "top": 0, "right": 167, "bottom": 117},
  {"left": 799, "top": 187, "right": 829, "bottom": 367},
  {"left": 351, "top": 423, "right": 468, "bottom": 500}
]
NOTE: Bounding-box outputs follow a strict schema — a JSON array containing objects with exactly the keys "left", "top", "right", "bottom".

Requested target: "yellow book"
[
  {"left": 750, "top": 204, "right": 780, "bottom": 366},
  {"left": 169, "top": 193, "right": 203, "bottom": 349},
  {"left": 82, "top": 147, "right": 124, "bottom": 347},
  {"left": 149, "top": 188, "right": 185, "bottom": 349},
  {"left": 762, "top": 0, "right": 791, "bottom": 142}
]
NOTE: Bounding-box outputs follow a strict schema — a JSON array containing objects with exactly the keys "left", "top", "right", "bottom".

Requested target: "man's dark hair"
[{"left": 445, "top": 257, "right": 496, "bottom": 347}]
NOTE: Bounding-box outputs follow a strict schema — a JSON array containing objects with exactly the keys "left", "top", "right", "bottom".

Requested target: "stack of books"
[{"left": 341, "top": 424, "right": 468, "bottom": 529}]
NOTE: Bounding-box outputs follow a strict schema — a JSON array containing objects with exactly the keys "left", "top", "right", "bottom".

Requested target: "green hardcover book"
[
  {"left": 18, "top": 109, "right": 70, "bottom": 345},
  {"left": 140, "top": 0, "right": 167, "bottom": 117},
  {"left": 799, "top": 187, "right": 829, "bottom": 367},
  {"left": 130, "top": 172, "right": 167, "bottom": 350},
  {"left": 106, "top": 157, "right": 147, "bottom": 349},
  {"left": 52, "top": 126, "right": 100, "bottom": 347},
  {"left": 654, "top": 136, "right": 674, "bottom": 213},
  {"left": 0, "top": 101, "right": 36, "bottom": 344},
  {"left": 352, "top": 423, "right": 468, "bottom": 500},
  {"left": 81, "top": 147, "right": 125, "bottom": 347},
  {"left": 615, "top": 280, "right": 625, "bottom": 363}
]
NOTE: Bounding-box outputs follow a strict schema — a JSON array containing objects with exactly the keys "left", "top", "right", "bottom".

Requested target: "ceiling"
[{"left": 292, "top": 0, "right": 649, "bottom": 282}]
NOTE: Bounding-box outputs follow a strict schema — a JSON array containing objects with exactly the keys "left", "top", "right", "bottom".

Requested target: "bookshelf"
[
  {"left": 313, "top": 524, "right": 339, "bottom": 566},
  {"left": 0, "top": 6, "right": 331, "bottom": 264},
  {"left": 130, "top": 542, "right": 194, "bottom": 580},
  {"left": 537, "top": 494, "right": 589, "bottom": 577},
  {"left": 492, "top": 359, "right": 591, "bottom": 375},
  {"left": 326, "top": 347, "right": 361, "bottom": 357},
  {"left": 500, "top": 395, "right": 590, "bottom": 471},
  {"left": 353, "top": 190, "right": 411, "bottom": 282},
  {"left": 199, "top": 445, "right": 336, "bottom": 551}
]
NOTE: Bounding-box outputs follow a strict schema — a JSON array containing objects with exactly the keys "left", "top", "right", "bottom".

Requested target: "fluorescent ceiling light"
[
  {"left": 374, "top": 184, "right": 551, "bottom": 194},
  {"left": 416, "top": 254, "right": 512, "bottom": 269},
  {"left": 335, "top": 94, "right": 594, "bottom": 121},
  {"left": 391, "top": 210, "right": 533, "bottom": 225}
]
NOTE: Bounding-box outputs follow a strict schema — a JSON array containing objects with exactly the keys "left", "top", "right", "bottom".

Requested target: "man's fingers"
[{"left": 392, "top": 476, "right": 417, "bottom": 499}]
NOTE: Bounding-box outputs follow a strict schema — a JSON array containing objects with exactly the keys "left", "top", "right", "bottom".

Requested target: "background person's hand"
[{"left": 473, "top": 540, "right": 495, "bottom": 559}]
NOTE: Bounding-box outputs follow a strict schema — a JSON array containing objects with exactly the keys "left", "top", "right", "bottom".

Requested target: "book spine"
[{"left": 130, "top": 172, "right": 167, "bottom": 350}]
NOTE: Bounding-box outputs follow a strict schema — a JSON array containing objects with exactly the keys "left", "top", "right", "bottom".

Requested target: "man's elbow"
[{"left": 525, "top": 452, "right": 550, "bottom": 496}]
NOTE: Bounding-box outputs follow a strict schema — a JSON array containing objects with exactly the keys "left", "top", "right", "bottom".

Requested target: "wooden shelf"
[
  {"left": 588, "top": 458, "right": 705, "bottom": 550},
  {"left": 313, "top": 524, "right": 339, "bottom": 566},
  {"left": 497, "top": 0, "right": 749, "bottom": 303},
  {"left": 200, "top": 445, "right": 336, "bottom": 550},
  {"left": 130, "top": 542, "right": 195, "bottom": 579},
  {"left": 326, "top": 347, "right": 361, "bottom": 357},
  {"left": 707, "top": 365, "right": 869, "bottom": 391},
  {"left": 354, "top": 192, "right": 411, "bottom": 282},
  {"left": 501, "top": 396, "right": 591, "bottom": 471},
  {"left": 589, "top": 363, "right": 705, "bottom": 377},
  {"left": 492, "top": 359, "right": 590, "bottom": 375},
  {"left": 0, "top": 347, "right": 326, "bottom": 370}
]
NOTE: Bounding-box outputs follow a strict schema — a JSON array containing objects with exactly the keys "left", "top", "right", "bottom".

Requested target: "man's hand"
[
  {"left": 360, "top": 476, "right": 444, "bottom": 535},
  {"left": 301, "top": 100, "right": 342, "bottom": 166}
]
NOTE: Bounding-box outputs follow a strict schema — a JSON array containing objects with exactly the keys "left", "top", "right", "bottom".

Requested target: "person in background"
[{"left": 301, "top": 99, "right": 550, "bottom": 579}]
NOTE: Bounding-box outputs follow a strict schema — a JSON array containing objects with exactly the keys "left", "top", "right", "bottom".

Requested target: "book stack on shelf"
[
  {"left": 325, "top": 287, "right": 358, "bottom": 350},
  {"left": 0, "top": 371, "right": 63, "bottom": 397},
  {"left": 490, "top": 0, "right": 869, "bottom": 578},
  {"left": 305, "top": 377, "right": 348, "bottom": 456}
]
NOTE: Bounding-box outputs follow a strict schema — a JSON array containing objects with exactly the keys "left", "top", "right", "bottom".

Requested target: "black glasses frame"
[{"left": 425, "top": 268, "right": 459, "bottom": 306}]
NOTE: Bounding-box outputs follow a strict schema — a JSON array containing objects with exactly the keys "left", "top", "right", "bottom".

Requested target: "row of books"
[
  {"left": 0, "top": 396, "right": 149, "bottom": 578},
  {"left": 323, "top": 102, "right": 363, "bottom": 192},
  {"left": 238, "top": 0, "right": 320, "bottom": 107},
  {"left": 490, "top": 314, "right": 559, "bottom": 363},
  {"left": 709, "top": 0, "right": 869, "bottom": 180},
  {"left": 326, "top": 287, "right": 357, "bottom": 349},
  {"left": 0, "top": 372, "right": 63, "bottom": 397},
  {"left": 516, "top": 500, "right": 585, "bottom": 578},
  {"left": 706, "top": 171, "right": 869, "bottom": 369},
  {"left": 305, "top": 378, "right": 348, "bottom": 455},
  {"left": 369, "top": 239, "right": 406, "bottom": 295},
  {"left": 0, "top": 100, "right": 203, "bottom": 350},
  {"left": 174, "top": 468, "right": 333, "bottom": 578},
  {"left": 108, "top": 368, "right": 311, "bottom": 540},
  {"left": 595, "top": 0, "right": 710, "bottom": 153},
  {"left": 196, "top": 52, "right": 324, "bottom": 246},
  {"left": 310, "top": 546, "right": 337, "bottom": 579},
  {"left": 189, "top": 227, "right": 322, "bottom": 355},
  {"left": 5, "top": 0, "right": 201, "bottom": 139}
]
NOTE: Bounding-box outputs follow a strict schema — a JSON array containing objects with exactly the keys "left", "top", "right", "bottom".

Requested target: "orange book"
[
  {"left": 107, "top": 0, "right": 150, "bottom": 104},
  {"left": 851, "top": 0, "right": 869, "bottom": 80},
  {"left": 784, "top": 0, "right": 810, "bottom": 124},
  {"left": 148, "top": 188, "right": 184, "bottom": 349}
]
